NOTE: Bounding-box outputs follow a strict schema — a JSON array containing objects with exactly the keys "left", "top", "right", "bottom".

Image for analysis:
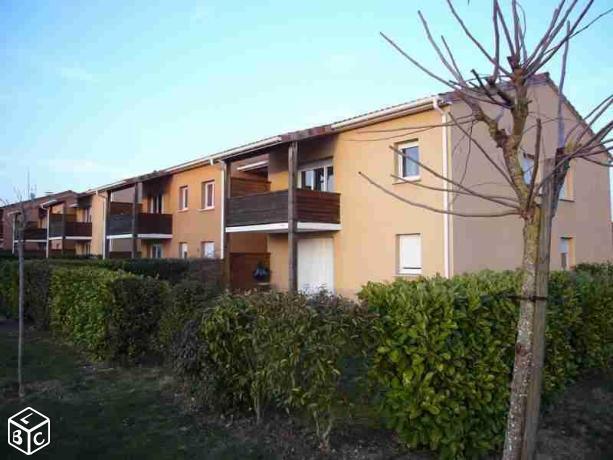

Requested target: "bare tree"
[
  {"left": 1, "top": 184, "right": 38, "bottom": 399},
  {"left": 361, "top": 1, "right": 612, "bottom": 459}
]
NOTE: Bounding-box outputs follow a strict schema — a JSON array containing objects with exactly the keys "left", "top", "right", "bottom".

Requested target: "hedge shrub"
[
  {"left": 50, "top": 267, "right": 175, "bottom": 363},
  {"left": 107, "top": 276, "right": 170, "bottom": 363},
  {"left": 173, "top": 290, "right": 374, "bottom": 449},
  {"left": 158, "top": 280, "right": 219, "bottom": 353},
  {"left": 50, "top": 267, "right": 129, "bottom": 359},
  {"left": 0, "top": 260, "right": 52, "bottom": 327},
  {"left": 359, "top": 268, "right": 613, "bottom": 459}
]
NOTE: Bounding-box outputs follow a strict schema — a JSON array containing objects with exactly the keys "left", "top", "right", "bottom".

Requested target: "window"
[
  {"left": 398, "top": 234, "right": 422, "bottom": 275},
  {"left": 151, "top": 243, "right": 163, "bottom": 259},
  {"left": 149, "top": 194, "right": 163, "bottom": 213},
  {"left": 560, "top": 237, "right": 573, "bottom": 270},
  {"left": 81, "top": 207, "right": 92, "bottom": 223},
  {"left": 83, "top": 242, "right": 91, "bottom": 256},
  {"left": 179, "top": 186, "right": 188, "bottom": 210},
  {"left": 201, "top": 241, "right": 215, "bottom": 259},
  {"left": 396, "top": 142, "right": 420, "bottom": 180},
  {"left": 179, "top": 242, "right": 188, "bottom": 259},
  {"left": 201, "top": 181, "right": 215, "bottom": 210},
  {"left": 559, "top": 169, "right": 572, "bottom": 200},
  {"left": 522, "top": 153, "right": 535, "bottom": 184},
  {"left": 299, "top": 160, "right": 334, "bottom": 192}
]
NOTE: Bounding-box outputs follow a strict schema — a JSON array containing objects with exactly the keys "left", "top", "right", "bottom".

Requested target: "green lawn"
[{"left": 0, "top": 327, "right": 273, "bottom": 459}]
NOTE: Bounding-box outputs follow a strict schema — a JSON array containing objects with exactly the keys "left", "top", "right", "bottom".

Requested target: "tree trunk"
[
  {"left": 503, "top": 160, "right": 556, "bottom": 460},
  {"left": 502, "top": 213, "right": 540, "bottom": 460},
  {"left": 17, "top": 238, "right": 25, "bottom": 399}
]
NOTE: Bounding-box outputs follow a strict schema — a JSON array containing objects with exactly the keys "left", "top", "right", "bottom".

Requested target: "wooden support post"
[
  {"left": 45, "top": 207, "right": 50, "bottom": 259},
  {"left": 131, "top": 183, "right": 139, "bottom": 259},
  {"left": 222, "top": 160, "right": 231, "bottom": 289},
  {"left": 61, "top": 207, "right": 66, "bottom": 256},
  {"left": 104, "top": 191, "right": 111, "bottom": 259},
  {"left": 287, "top": 141, "right": 298, "bottom": 292}
]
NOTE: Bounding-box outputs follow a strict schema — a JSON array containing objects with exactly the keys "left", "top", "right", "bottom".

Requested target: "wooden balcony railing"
[
  {"left": 23, "top": 227, "right": 47, "bottom": 241},
  {"left": 48, "top": 214, "right": 92, "bottom": 238},
  {"left": 227, "top": 189, "right": 340, "bottom": 228},
  {"left": 107, "top": 212, "right": 172, "bottom": 236}
]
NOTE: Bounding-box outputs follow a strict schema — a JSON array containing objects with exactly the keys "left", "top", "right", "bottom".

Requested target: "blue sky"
[{"left": 0, "top": 0, "right": 611, "bottom": 200}]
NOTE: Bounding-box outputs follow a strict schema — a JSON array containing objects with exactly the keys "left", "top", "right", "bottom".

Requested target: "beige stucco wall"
[
  {"left": 449, "top": 82, "right": 612, "bottom": 273},
  {"left": 266, "top": 109, "right": 448, "bottom": 296},
  {"left": 90, "top": 194, "right": 105, "bottom": 256}
]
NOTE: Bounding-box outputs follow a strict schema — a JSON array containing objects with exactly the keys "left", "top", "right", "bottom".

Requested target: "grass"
[{"left": 0, "top": 327, "right": 273, "bottom": 459}]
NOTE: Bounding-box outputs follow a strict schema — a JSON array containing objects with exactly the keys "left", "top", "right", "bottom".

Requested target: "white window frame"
[
  {"left": 397, "top": 234, "right": 422, "bottom": 275},
  {"left": 151, "top": 243, "right": 163, "bottom": 259},
  {"left": 179, "top": 242, "right": 188, "bottom": 259},
  {"left": 522, "top": 153, "right": 535, "bottom": 185},
  {"left": 149, "top": 193, "right": 164, "bottom": 214},
  {"left": 559, "top": 167, "right": 572, "bottom": 201},
  {"left": 298, "top": 159, "right": 334, "bottom": 192},
  {"left": 82, "top": 206, "right": 92, "bottom": 223},
  {"left": 179, "top": 186, "right": 188, "bottom": 211},
  {"left": 397, "top": 141, "right": 420, "bottom": 181},
  {"left": 201, "top": 181, "right": 215, "bottom": 210},
  {"left": 201, "top": 241, "right": 215, "bottom": 259},
  {"left": 560, "top": 237, "right": 573, "bottom": 270}
]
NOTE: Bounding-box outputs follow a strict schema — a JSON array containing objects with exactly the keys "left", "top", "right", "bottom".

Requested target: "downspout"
[
  {"left": 219, "top": 160, "right": 225, "bottom": 260},
  {"left": 433, "top": 97, "right": 451, "bottom": 278}
]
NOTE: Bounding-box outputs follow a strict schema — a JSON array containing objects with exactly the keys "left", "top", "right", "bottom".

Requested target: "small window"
[
  {"left": 149, "top": 194, "right": 163, "bottom": 214},
  {"left": 151, "top": 243, "right": 163, "bottom": 259},
  {"left": 179, "top": 242, "right": 188, "bottom": 259},
  {"left": 179, "top": 186, "right": 188, "bottom": 210},
  {"left": 398, "top": 234, "right": 422, "bottom": 275},
  {"left": 397, "top": 142, "right": 420, "bottom": 180},
  {"left": 522, "top": 153, "right": 535, "bottom": 184},
  {"left": 560, "top": 237, "right": 573, "bottom": 270},
  {"left": 559, "top": 169, "right": 572, "bottom": 200},
  {"left": 201, "top": 241, "right": 215, "bottom": 259},
  {"left": 82, "top": 207, "right": 92, "bottom": 223},
  {"left": 201, "top": 181, "right": 215, "bottom": 210},
  {"left": 299, "top": 161, "right": 334, "bottom": 192}
]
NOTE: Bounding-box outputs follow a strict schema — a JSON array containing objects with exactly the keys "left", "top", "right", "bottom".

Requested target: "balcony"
[
  {"left": 23, "top": 225, "right": 47, "bottom": 241},
  {"left": 226, "top": 189, "right": 340, "bottom": 232},
  {"left": 107, "top": 212, "right": 173, "bottom": 237},
  {"left": 48, "top": 214, "right": 92, "bottom": 239}
]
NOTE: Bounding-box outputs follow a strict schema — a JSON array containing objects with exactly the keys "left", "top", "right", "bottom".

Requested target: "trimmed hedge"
[
  {"left": 0, "top": 257, "right": 223, "bottom": 323},
  {"left": 49, "top": 267, "right": 170, "bottom": 363},
  {"left": 172, "top": 290, "right": 374, "bottom": 448},
  {"left": 50, "top": 267, "right": 130, "bottom": 359},
  {"left": 359, "top": 268, "right": 613, "bottom": 458},
  {"left": 0, "top": 260, "right": 52, "bottom": 327},
  {"left": 158, "top": 280, "right": 219, "bottom": 353},
  {"left": 107, "top": 276, "right": 170, "bottom": 363}
]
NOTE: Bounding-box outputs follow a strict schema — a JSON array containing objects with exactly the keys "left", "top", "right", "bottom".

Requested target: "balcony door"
[
  {"left": 298, "top": 237, "right": 334, "bottom": 293},
  {"left": 149, "top": 194, "right": 163, "bottom": 214},
  {"left": 298, "top": 159, "right": 334, "bottom": 192}
]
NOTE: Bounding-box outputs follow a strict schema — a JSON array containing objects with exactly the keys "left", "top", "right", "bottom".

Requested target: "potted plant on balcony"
[{"left": 252, "top": 262, "right": 270, "bottom": 288}]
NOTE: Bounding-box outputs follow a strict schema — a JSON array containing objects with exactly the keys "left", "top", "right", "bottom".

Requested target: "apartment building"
[
  {"left": 2, "top": 74, "right": 610, "bottom": 295},
  {"left": 0, "top": 190, "right": 78, "bottom": 256},
  {"left": 212, "top": 74, "right": 611, "bottom": 296}
]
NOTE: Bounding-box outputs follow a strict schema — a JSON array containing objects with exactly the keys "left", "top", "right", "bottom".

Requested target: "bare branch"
[
  {"left": 359, "top": 171, "right": 519, "bottom": 218},
  {"left": 391, "top": 173, "right": 520, "bottom": 208}
]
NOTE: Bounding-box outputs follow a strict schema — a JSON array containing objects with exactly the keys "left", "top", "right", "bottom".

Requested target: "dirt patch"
[{"left": 536, "top": 370, "right": 613, "bottom": 460}]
